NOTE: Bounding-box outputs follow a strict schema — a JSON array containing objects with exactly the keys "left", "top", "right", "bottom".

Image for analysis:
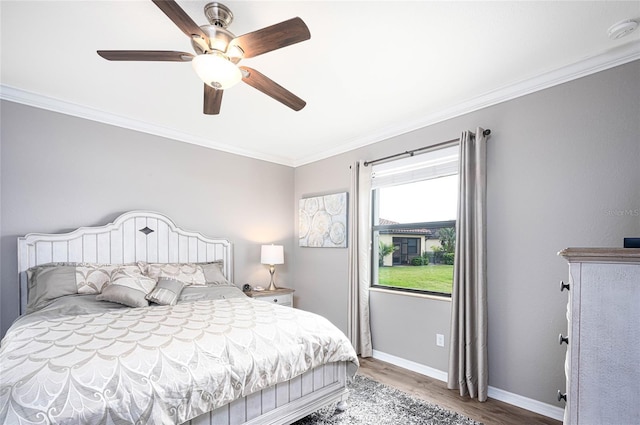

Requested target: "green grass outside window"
[{"left": 377, "top": 264, "right": 454, "bottom": 294}]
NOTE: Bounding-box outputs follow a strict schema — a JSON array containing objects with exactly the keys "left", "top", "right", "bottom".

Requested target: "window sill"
[{"left": 368, "top": 286, "right": 451, "bottom": 302}]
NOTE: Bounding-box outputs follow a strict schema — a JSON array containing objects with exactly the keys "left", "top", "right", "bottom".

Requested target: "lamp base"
[{"left": 267, "top": 265, "right": 278, "bottom": 291}]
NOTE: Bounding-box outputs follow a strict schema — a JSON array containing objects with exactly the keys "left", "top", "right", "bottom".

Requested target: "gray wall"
[
  {"left": 293, "top": 60, "right": 640, "bottom": 406},
  {"left": 0, "top": 102, "right": 294, "bottom": 336}
]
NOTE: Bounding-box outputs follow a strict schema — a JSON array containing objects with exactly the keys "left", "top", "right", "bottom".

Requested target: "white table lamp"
[{"left": 261, "top": 244, "right": 284, "bottom": 291}]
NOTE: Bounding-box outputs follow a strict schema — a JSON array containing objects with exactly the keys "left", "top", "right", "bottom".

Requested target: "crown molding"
[
  {"left": 0, "top": 86, "right": 295, "bottom": 167},
  {"left": 2, "top": 40, "right": 638, "bottom": 168},
  {"left": 292, "top": 40, "right": 640, "bottom": 167}
]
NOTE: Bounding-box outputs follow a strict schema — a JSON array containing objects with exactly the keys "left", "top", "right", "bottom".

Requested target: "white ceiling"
[{"left": 1, "top": 1, "right": 639, "bottom": 166}]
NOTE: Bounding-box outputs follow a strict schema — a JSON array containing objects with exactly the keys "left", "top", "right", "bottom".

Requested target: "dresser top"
[{"left": 559, "top": 248, "right": 640, "bottom": 263}]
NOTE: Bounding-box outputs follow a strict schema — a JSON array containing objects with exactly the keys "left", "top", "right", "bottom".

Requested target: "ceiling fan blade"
[
  {"left": 97, "top": 50, "right": 194, "bottom": 61},
  {"left": 231, "top": 17, "right": 310, "bottom": 59},
  {"left": 151, "top": 0, "right": 210, "bottom": 46},
  {"left": 204, "top": 84, "right": 223, "bottom": 115},
  {"left": 240, "top": 66, "right": 306, "bottom": 111}
]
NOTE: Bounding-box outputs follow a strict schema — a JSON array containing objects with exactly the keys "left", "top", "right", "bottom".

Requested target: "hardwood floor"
[{"left": 357, "top": 357, "right": 562, "bottom": 425}]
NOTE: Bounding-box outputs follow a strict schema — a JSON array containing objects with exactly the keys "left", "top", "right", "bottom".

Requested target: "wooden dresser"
[{"left": 558, "top": 248, "right": 640, "bottom": 425}]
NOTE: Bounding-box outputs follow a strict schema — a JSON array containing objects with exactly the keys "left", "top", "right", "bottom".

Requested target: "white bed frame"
[{"left": 17, "top": 210, "right": 350, "bottom": 425}]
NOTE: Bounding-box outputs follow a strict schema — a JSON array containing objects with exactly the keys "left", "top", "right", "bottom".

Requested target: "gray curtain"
[
  {"left": 348, "top": 160, "right": 373, "bottom": 357},
  {"left": 447, "top": 128, "right": 488, "bottom": 401}
]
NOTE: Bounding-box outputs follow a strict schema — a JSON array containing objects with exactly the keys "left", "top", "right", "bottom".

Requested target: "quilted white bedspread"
[{"left": 0, "top": 297, "right": 358, "bottom": 424}]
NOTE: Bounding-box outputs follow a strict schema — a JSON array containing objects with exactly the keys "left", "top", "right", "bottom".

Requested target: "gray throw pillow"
[
  {"left": 146, "top": 278, "right": 185, "bottom": 306},
  {"left": 178, "top": 285, "right": 247, "bottom": 302},
  {"left": 200, "top": 261, "right": 231, "bottom": 285},
  {"left": 26, "top": 265, "right": 78, "bottom": 313}
]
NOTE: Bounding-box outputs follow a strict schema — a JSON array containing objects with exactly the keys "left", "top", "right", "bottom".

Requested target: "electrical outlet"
[{"left": 436, "top": 334, "right": 445, "bottom": 347}]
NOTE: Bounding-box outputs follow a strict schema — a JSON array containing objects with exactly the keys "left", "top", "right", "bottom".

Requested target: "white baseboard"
[
  {"left": 371, "top": 350, "right": 564, "bottom": 422},
  {"left": 486, "top": 386, "right": 564, "bottom": 422},
  {"left": 372, "top": 350, "right": 449, "bottom": 382}
]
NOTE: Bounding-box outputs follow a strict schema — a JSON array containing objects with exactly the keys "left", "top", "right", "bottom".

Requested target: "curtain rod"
[{"left": 363, "top": 129, "right": 491, "bottom": 167}]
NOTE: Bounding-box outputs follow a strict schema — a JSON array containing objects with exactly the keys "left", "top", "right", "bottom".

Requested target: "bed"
[{"left": 0, "top": 211, "right": 358, "bottom": 425}]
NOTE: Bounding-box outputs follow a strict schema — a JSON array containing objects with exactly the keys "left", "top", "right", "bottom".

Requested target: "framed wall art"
[{"left": 299, "top": 192, "right": 348, "bottom": 248}]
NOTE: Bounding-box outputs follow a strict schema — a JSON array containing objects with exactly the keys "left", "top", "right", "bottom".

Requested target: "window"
[{"left": 371, "top": 145, "right": 458, "bottom": 296}]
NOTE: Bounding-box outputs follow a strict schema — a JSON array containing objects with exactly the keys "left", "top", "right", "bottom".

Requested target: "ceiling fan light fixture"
[
  {"left": 99, "top": 0, "right": 310, "bottom": 113},
  {"left": 192, "top": 52, "right": 242, "bottom": 89}
]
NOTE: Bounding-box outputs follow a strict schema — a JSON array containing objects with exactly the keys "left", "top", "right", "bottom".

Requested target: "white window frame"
[{"left": 370, "top": 144, "right": 459, "bottom": 297}]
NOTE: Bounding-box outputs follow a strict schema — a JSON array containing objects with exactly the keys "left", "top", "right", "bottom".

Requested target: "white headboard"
[{"left": 18, "top": 211, "right": 233, "bottom": 314}]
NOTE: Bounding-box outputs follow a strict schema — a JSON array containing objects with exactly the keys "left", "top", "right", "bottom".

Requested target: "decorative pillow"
[
  {"left": 76, "top": 264, "right": 143, "bottom": 294},
  {"left": 142, "top": 263, "right": 207, "bottom": 286},
  {"left": 26, "top": 264, "right": 78, "bottom": 313},
  {"left": 200, "top": 261, "right": 231, "bottom": 286},
  {"left": 146, "top": 278, "right": 185, "bottom": 306},
  {"left": 96, "top": 269, "right": 157, "bottom": 308},
  {"left": 178, "top": 285, "right": 247, "bottom": 302}
]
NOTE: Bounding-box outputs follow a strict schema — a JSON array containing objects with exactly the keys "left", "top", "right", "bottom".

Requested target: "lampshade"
[
  {"left": 261, "top": 245, "right": 284, "bottom": 265},
  {"left": 192, "top": 53, "right": 242, "bottom": 90}
]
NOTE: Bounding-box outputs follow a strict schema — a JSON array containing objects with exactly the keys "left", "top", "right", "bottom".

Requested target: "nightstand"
[{"left": 246, "top": 287, "right": 295, "bottom": 307}]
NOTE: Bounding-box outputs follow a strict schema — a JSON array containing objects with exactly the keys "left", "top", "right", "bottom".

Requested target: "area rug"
[{"left": 292, "top": 375, "right": 483, "bottom": 425}]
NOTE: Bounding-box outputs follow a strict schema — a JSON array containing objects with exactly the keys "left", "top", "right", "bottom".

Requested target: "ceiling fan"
[{"left": 98, "top": 0, "right": 310, "bottom": 115}]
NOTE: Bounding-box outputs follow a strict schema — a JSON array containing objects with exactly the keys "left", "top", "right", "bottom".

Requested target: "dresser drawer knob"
[
  {"left": 559, "top": 334, "right": 569, "bottom": 345},
  {"left": 557, "top": 390, "right": 567, "bottom": 402},
  {"left": 560, "top": 281, "right": 570, "bottom": 292},
  {"left": 273, "top": 299, "right": 278, "bottom": 303}
]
